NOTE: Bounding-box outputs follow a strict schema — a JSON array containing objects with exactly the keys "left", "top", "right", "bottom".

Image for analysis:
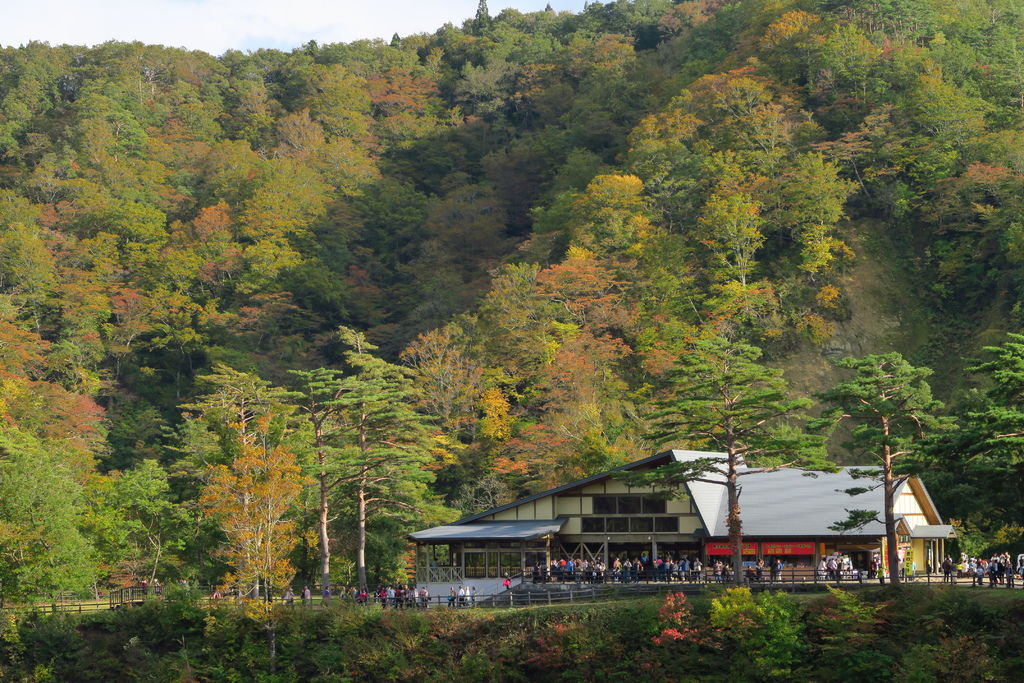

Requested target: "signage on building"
[
  {"left": 760, "top": 541, "right": 815, "bottom": 556},
  {"left": 706, "top": 541, "right": 758, "bottom": 555}
]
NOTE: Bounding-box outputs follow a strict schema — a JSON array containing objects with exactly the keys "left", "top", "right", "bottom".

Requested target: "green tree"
[
  {"left": 0, "top": 427, "right": 98, "bottom": 603},
  {"left": 623, "top": 336, "right": 827, "bottom": 583},
  {"left": 697, "top": 192, "right": 765, "bottom": 285},
  {"left": 325, "top": 327, "right": 439, "bottom": 588},
  {"left": 106, "top": 460, "right": 186, "bottom": 583},
  {"left": 925, "top": 333, "right": 1024, "bottom": 541},
  {"left": 814, "top": 353, "right": 948, "bottom": 586},
  {"left": 289, "top": 366, "right": 349, "bottom": 594}
]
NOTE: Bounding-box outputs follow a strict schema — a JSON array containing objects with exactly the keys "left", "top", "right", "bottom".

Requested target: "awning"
[
  {"left": 409, "top": 519, "right": 565, "bottom": 542},
  {"left": 910, "top": 524, "right": 956, "bottom": 539}
]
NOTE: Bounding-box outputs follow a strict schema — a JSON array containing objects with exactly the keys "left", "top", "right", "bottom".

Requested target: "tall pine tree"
[
  {"left": 623, "top": 337, "right": 827, "bottom": 584},
  {"left": 329, "top": 328, "right": 437, "bottom": 589},
  {"left": 815, "top": 353, "right": 948, "bottom": 586}
]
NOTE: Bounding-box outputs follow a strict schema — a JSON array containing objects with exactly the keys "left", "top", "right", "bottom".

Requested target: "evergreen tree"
[
  {"left": 925, "top": 334, "right": 1024, "bottom": 542},
  {"left": 329, "top": 328, "right": 438, "bottom": 589},
  {"left": 471, "top": 0, "right": 492, "bottom": 34},
  {"left": 289, "top": 366, "right": 348, "bottom": 595},
  {"left": 814, "top": 353, "right": 948, "bottom": 586},
  {"left": 623, "top": 337, "right": 827, "bottom": 584}
]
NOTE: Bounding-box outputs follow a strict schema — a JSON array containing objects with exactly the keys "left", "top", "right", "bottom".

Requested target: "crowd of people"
[
  {"left": 134, "top": 549, "right": 1024, "bottom": 612},
  {"left": 940, "top": 553, "right": 1024, "bottom": 586},
  {"left": 533, "top": 555, "right": 795, "bottom": 584}
]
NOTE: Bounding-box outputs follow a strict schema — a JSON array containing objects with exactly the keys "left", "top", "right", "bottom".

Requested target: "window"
[
  {"left": 642, "top": 497, "right": 667, "bottom": 514},
  {"left": 654, "top": 517, "right": 678, "bottom": 532},
  {"left": 606, "top": 518, "right": 629, "bottom": 533},
  {"left": 487, "top": 551, "right": 500, "bottom": 578},
  {"left": 630, "top": 517, "right": 653, "bottom": 532},
  {"left": 500, "top": 552, "right": 520, "bottom": 574},
  {"left": 618, "top": 496, "right": 642, "bottom": 514},
  {"left": 581, "top": 518, "right": 605, "bottom": 533},
  {"left": 525, "top": 551, "right": 547, "bottom": 569},
  {"left": 464, "top": 551, "right": 486, "bottom": 578},
  {"left": 593, "top": 496, "right": 616, "bottom": 514}
]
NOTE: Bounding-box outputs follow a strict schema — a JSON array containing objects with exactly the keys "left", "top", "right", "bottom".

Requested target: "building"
[{"left": 409, "top": 450, "right": 953, "bottom": 589}]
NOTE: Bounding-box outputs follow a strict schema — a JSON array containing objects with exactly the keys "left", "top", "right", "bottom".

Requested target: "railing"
[
  {"left": 416, "top": 566, "right": 465, "bottom": 583},
  {"left": 5, "top": 569, "right": 1022, "bottom": 615},
  {"left": 523, "top": 566, "right": 873, "bottom": 586}
]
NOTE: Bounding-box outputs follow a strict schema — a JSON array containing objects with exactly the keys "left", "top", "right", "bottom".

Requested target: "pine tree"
[
  {"left": 623, "top": 337, "right": 827, "bottom": 584},
  {"left": 329, "top": 328, "right": 437, "bottom": 589},
  {"left": 472, "top": 0, "right": 492, "bottom": 34},
  {"left": 290, "top": 367, "right": 347, "bottom": 595},
  {"left": 814, "top": 353, "right": 948, "bottom": 586}
]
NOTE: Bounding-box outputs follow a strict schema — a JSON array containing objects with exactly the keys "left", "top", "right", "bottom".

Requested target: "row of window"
[
  {"left": 462, "top": 550, "right": 547, "bottom": 578},
  {"left": 592, "top": 495, "right": 668, "bottom": 515},
  {"left": 581, "top": 517, "right": 679, "bottom": 533}
]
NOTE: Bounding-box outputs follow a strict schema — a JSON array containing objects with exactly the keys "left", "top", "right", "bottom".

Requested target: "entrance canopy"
[
  {"left": 409, "top": 519, "right": 565, "bottom": 542},
  {"left": 910, "top": 524, "right": 955, "bottom": 539}
]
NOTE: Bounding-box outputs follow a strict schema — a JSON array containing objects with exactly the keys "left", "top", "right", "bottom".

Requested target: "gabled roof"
[
  {"left": 451, "top": 450, "right": 678, "bottom": 525},
  {"left": 687, "top": 466, "right": 891, "bottom": 537},
  {"left": 412, "top": 450, "right": 949, "bottom": 542},
  {"left": 684, "top": 464, "right": 949, "bottom": 539}
]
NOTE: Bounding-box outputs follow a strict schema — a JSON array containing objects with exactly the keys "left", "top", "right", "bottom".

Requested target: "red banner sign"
[
  {"left": 760, "top": 541, "right": 815, "bottom": 556},
  {"left": 706, "top": 541, "right": 758, "bottom": 555}
]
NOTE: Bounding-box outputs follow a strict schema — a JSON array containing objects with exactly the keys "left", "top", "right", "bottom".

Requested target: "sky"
[{"left": 0, "top": 0, "right": 591, "bottom": 55}]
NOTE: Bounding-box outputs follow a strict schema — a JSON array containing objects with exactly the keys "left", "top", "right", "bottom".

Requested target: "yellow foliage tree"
[{"left": 200, "top": 412, "right": 306, "bottom": 600}]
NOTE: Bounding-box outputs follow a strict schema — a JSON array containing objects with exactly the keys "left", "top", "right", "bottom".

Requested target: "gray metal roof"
[
  {"left": 668, "top": 450, "right": 727, "bottom": 533},
  {"left": 686, "top": 464, "right": 891, "bottom": 537},
  {"left": 410, "top": 450, "right": 945, "bottom": 542},
  {"left": 409, "top": 519, "right": 566, "bottom": 541},
  {"left": 910, "top": 524, "right": 955, "bottom": 539}
]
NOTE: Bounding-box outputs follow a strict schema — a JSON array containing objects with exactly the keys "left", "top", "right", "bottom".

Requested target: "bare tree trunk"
[
  {"left": 149, "top": 538, "right": 162, "bottom": 584},
  {"left": 318, "top": 472, "right": 331, "bottom": 593},
  {"left": 267, "top": 626, "right": 277, "bottom": 674},
  {"left": 883, "top": 433, "right": 900, "bottom": 585},
  {"left": 727, "top": 473, "right": 743, "bottom": 586},
  {"left": 356, "top": 480, "right": 368, "bottom": 589},
  {"left": 356, "top": 413, "right": 369, "bottom": 590}
]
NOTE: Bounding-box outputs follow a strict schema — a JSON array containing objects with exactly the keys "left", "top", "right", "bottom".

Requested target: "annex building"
[{"left": 410, "top": 450, "right": 953, "bottom": 588}]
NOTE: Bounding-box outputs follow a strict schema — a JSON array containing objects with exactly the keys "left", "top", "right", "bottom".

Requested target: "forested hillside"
[{"left": 3, "top": 0, "right": 1024, "bottom": 597}]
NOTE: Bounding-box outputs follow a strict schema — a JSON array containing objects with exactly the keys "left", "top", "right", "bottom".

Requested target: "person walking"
[{"left": 302, "top": 585, "right": 312, "bottom": 604}]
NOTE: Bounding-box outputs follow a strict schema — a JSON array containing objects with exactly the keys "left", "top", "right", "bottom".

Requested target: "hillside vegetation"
[
  {"left": 2, "top": 587, "right": 1024, "bottom": 680},
  {"left": 3, "top": 0, "right": 1024, "bottom": 596}
]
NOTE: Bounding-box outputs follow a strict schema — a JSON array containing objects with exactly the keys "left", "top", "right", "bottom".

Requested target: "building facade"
[{"left": 410, "top": 450, "right": 953, "bottom": 586}]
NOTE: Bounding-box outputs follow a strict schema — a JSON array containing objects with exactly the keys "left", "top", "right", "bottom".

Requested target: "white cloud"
[{"left": 0, "top": 0, "right": 588, "bottom": 55}]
